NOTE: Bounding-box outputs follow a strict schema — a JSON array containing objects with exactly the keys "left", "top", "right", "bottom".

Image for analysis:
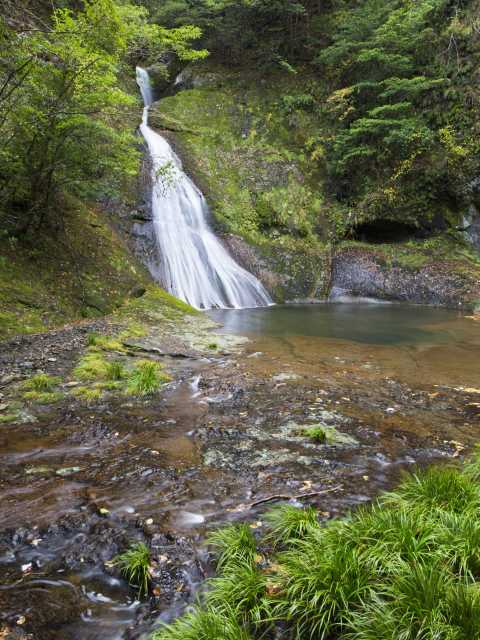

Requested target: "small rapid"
[{"left": 136, "top": 67, "right": 272, "bottom": 310}]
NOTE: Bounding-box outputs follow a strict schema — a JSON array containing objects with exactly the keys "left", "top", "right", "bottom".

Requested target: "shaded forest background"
[{"left": 1, "top": 0, "right": 478, "bottom": 237}]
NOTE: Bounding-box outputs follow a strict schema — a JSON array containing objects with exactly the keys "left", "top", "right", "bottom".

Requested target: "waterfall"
[{"left": 136, "top": 67, "right": 272, "bottom": 310}]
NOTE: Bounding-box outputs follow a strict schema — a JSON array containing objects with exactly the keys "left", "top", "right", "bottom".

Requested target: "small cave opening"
[{"left": 351, "top": 219, "right": 425, "bottom": 244}]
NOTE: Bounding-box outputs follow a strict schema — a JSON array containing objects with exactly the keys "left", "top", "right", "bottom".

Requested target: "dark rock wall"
[{"left": 332, "top": 248, "right": 480, "bottom": 307}]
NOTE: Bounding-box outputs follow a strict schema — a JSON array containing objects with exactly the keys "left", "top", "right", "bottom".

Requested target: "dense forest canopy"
[
  {"left": 145, "top": 0, "right": 479, "bottom": 231},
  {"left": 0, "top": 0, "right": 478, "bottom": 237},
  {"left": 0, "top": 0, "right": 205, "bottom": 233}
]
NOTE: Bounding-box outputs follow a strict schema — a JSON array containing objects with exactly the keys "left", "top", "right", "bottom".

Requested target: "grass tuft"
[
  {"left": 86, "top": 333, "right": 125, "bottom": 352},
  {"left": 207, "top": 564, "right": 267, "bottom": 624},
  {"left": 151, "top": 606, "right": 253, "bottom": 640},
  {"left": 264, "top": 504, "right": 319, "bottom": 547},
  {"left": 72, "top": 386, "right": 102, "bottom": 402},
  {"left": 153, "top": 459, "right": 480, "bottom": 640},
  {"left": 106, "top": 360, "right": 126, "bottom": 381},
  {"left": 114, "top": 542, "right": 151, "bottom": 598},
  {"left": 126, "top": 359, "right": 170, "bottom": 396},
  {"left": 386, "top": 466, "right": 479, "bottom": 514},
  {"left": 73, "top": 352, "right": 110, "bottom": 381},
  {"left": 207, "top": 524, "right": 258, "bottom": 572},
  {"left": 23, "top": 373, "right": 61, "bottom": 392},
  {"left": 23, "top": 390, "right": 63, "bottom": 404}
]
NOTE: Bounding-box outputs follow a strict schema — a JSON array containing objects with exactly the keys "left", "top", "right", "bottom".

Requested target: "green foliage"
[
  {"left": 126, "top": 359, "right": 169, "bottom": 396},
  {"left": 72, "top": 386, "right": 102, "bottom": 402},
  {"left": 73, "top": 348, "right": 128, "bottom": 383},
  {"left": 317, "top": 0, "right": 479, "bottom": 226},
  {"left": 106, "top": 360, "right": 126, "bottom": 381},
  {"left": 23, "top": 390, "right": 64, "bottom": 404},
  {"left": 207, "top": 564, "right": 267, "bottom": 625},
  {"left": 154, "top": 458, "right": 480, "bottom": 640},
  {"left": 73, "top": 353, "right": 110, "bottom": 381},
  {"left": 114, "top": 542, "right": 151, "bottom": 597},
  {"left": 144, "top": 0, "right": 308, "bottom": 65},
  {"left": 87, "top": 334, "right": 126, "bottom": 352},
  {"left": 207, "top": 524, "right": 258, "bottom": 572},
  {"left": 157, "top": 0, "right": 480, "bottom": 234},
  {"left": 22, "top": 373, "right": 63, "bottom": 403},
  {"left": 280, "top": 94, "right": 316, "bottom": 114},
  {"left": 0, "top": 0, "right": 205, "bottom": 231},
  {"left": 23, "top": 373, "right": 61, "bottom": 392},
  {"left": 387, "top": 466, "right": 479, "bottom": 514},
  {"left": 264, "top": 504, "right": 318, "bottom": 547},
  {"left": 151, "top": 606, "right": 253, "bottom": 640},
  {"left": 301, "top": 425, "right": 327, "bottom": 443}
]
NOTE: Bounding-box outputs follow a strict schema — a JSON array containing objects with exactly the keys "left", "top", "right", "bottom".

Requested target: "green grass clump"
[
  {"left": 301, "top": 425, "right": 327, "bottom": 444},
  {"left": 73, "top": 352, "right": 110, "bottom": 381},
  {"left": 86, "top": 333, "right": 125, "bottom": 352},
  {"left": 264, "top": 504, "right": 319, "bottom": 547},
  {"left": 73, "top": 352, "right": 127, "bottom": 383},
  {"left": 114, "top": 542, "right": 151, "bottom": 598},
  {"left": 72, "top": 386, "right": 102, "bottom": 402},
  {"left": 152, "top": 457, "right": 480, "bottom": 640},
  {"left": 207, "top": 564, "right": 268, "bottom": 625},
  {"left": 23, "top": 390, "right": 63, "bottom": 404},
  {"left": 126, "top": 359, "right": 170, "bottom": 396},
  {"left": 151, "top": 606, "right": 253, "bottom": 640},
  {"left": 106, "top": 360, "right": 126, "bottom": 381},
  {"left": 0, "top": 413, "right": 18, "bottom": 423},
  {"left": 387, "top": 466, "right": 479, "bottom": 514},
  {"left": 23, "top": 373, "right": 61, "bottom": 392},
  {"left": 207, "top": 524, "right": 258, "bottom": 572}
]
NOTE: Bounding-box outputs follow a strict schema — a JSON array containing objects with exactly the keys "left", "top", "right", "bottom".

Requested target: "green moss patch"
[
  {"left": 71, "top": 386, "right": 103, "bottom": 403},
  {"left": 23, "top": 390, "right": 64, "bottom": 404},
  {"left": 0, "top": 200, "right": 151, "bottom": 340},
  {"left": 156, "top": 65, "right": 326, "bottom": 245},
  {"left": 23, "top": 374, "right": 61, "bottom": 393},
  {"left": 0, "top": 413, "right": 19, "bottom": 424}
]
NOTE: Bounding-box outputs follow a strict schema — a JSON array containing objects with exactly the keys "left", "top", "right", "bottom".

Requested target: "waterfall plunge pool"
[
  {"left": 210, "top": 302, "right": 480, "bottom": 387},
  {"left": 209, "top": 302, "right": 476, "bottom": 346}
]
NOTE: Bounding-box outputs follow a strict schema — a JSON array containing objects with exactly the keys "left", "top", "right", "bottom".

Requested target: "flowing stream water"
[
  {"left": 1, "top": 304, "right": 479, "bottom": 638},
  {"left": 136, "top": 67, "right": 272, "bottom": 310}
]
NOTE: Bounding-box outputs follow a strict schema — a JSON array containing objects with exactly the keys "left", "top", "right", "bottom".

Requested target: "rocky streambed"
[{"left": 0, "top": 300, "right": 479, "bottom": 639}]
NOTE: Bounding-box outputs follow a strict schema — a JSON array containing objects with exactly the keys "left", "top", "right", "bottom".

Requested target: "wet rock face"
[
  {"left": 462, "top": 203, "right": 480, "bottom": 250},
  {"left": 223, "top": 234, "right": 328, "bottom": 303},
  {"left": 331, "top": 247, "right": 480, "bottom": 307},
  {"left": 147, "top": 54, "right": 185, "bottom": 98},
  {"left": 171, "top": 66, "right": 223, "bottom": 94}
]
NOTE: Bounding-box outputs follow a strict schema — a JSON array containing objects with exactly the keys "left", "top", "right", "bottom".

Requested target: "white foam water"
[{"left": 136, "top": 67, "right": 272, "bottom": 310}]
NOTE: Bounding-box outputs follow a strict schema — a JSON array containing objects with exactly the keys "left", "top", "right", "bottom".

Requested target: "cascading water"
[{"left": 136, "top": 67, "right": 272, "bottom": 310}]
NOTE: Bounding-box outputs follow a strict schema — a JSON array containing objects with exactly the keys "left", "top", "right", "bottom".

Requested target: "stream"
[{"left": 1, "top": 303, "right": 479, "bottom": 638}]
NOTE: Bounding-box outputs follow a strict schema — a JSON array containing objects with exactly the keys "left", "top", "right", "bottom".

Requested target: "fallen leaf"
[{"left": 266, "top": 582, "right": 282, "bottom": 596}]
